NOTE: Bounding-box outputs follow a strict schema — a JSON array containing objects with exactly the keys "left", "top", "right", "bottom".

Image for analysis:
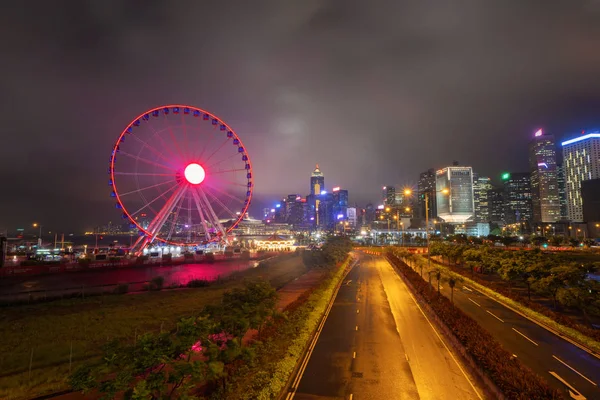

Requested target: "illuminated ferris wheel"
[{"left": 109, "top": 105, "right": 253, "bottom": 254}]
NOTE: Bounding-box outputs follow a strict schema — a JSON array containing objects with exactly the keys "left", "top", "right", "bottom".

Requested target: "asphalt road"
[
  {"left": 413, "top": 257, "right": 600, "bottom": 400},
  {"left": 289, "top": 254, "right": 482, "bottom": 400}
]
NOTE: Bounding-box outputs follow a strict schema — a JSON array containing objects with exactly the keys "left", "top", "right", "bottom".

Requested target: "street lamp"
[
  {"left": 33, "top": 223, "right": 42, "bottom": 247},
  {"left": 404, "top": 188, "right": 449, "bottom": 273}
]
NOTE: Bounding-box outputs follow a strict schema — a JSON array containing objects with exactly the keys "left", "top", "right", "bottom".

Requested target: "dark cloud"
[{"left": 2, "top": 0, "right": 600, "bottom": 231}]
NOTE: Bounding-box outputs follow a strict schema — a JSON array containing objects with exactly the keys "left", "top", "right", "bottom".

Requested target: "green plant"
[
  {"left": 113, "top": 283, "right": 129, "bottom": 294},
  {"left": 149, "top": 276, "right": 165, "bottom": 291}
]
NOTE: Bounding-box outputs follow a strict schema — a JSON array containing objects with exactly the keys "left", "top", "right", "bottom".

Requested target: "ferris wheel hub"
[{"left": 184, "top": 163, "right": 206, "bottom": 185}]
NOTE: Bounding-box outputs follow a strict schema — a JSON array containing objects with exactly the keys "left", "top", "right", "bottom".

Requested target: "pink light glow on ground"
[{"left": 184, "top": 163, "right": 206, "bottom": 185}]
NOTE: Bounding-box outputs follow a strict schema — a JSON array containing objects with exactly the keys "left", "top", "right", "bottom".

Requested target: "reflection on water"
[{"left": 0, "top": 260, "right": 257, "bottom": 296}]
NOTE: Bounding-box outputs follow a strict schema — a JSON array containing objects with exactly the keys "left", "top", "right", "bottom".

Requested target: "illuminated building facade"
[
  {"left": 473, "top": 174, "right": 492, "bottom": 222},
  {"left": 310, "top": 164, "right": 324, "bottom": 195},
  {"left": 333, "top": 187, "right": 349, "bottom": 220},
  {"left": 382, "top": 186, "right": 396, "bottom": 205},
  {"left": 557, "top": 164, "right": 568, "bottom": 220},
  {"left": 435, "top": 166, "right": 474, "bottom": 224},
  {"left": 502, "top": 172, "right": 533, "bottom": 224},
  {"left": 529, "top": 129, "right": 560, "bottom": 223},
  {"left": 562, "top": 133, "right": 600, "bottom": 222},
  {"left": 418, "top": 168, "right": 437, "bottom": 220}
]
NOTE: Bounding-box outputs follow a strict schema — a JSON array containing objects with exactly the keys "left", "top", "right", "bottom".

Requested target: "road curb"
[{"left": 279, "top": 256, "right": 357, "bottom": 400}]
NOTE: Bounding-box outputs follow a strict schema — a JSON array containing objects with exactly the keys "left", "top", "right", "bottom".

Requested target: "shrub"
[
  {"left": 183, "top": 252, "right": 195, "bottom": 260},
  {"left": 187, "top": 279, "right": 210, "bottom": 288},
  {"left": 204, "top": 253, "right": 216, "bottom": 263},
  {"left": 241, "top": 250, "right": 251, "bottom": 259},
  {"left": 113, "top": 283, "right": 129, "bottom": 294},
  {"left": 162, "top": 254, "right": 172, "bottom": 263},
  {"left": 149, "top": 276, "right": 164, "bottom": 291}
]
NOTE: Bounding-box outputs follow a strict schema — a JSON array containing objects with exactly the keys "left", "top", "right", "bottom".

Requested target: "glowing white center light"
[{"left": 184, "top": 163, "right": 206, "bottom": 185}]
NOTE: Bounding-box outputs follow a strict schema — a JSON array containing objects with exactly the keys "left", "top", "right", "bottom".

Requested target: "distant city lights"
[
  {"left": 320, "top": 190, "right": 327, "bottom": 195},
  {"left": 333, "top": 186, "right": 340, "bottom": 192},
  {"left": 276, "top": 204, "right": 281, "bottom": 208},
  {"left": 377, "top": 205, "right": 384, "bottom": 209},
  {"left": 534, "top": 129, "right": 543, "bottom": 137}
]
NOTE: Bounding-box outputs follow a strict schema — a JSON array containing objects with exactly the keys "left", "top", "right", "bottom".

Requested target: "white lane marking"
[
  {"left": 287, "top": 260, "right": 356, "bottom": 399},
  {"left": 405, "top": 353, "right": 409, "bottom": 362},
  {"left": 512, "top": 328, "right": 538, "bottom": 346},
  {"left": 403, "top": 279, "right": 483, "bottom": 399},
  {"left": 353, "top": 351, "right": 356, "bottom": 359},
  {"left": 349, "top": 394, "right": 353, "bottom": 400},
  {"left": 486, "top": 310, "right": 505, "bottom": 323},
  {"left": 448, "top": 270, "right": 600, "bottom": 361},
  {"left": 346, "top": 280, "right": 352, "bottom": 285},
  {"left": 357, "top": 309, "right": 359, "bottom": 314},
  {"left": 552, "top": 355, "right": 597, "bottom": 386},
  {"left": 468, "top": 298, "right": 481, "bottom": 307},
  {"left": 463, "top": 285, "right": 473, "bottom": 292},
  {"left": 355, "top": 325, "right": 358, "bottom": 331},
  {"left": 549, "top": 371, "right": 587, "bottom": 400},
  {"left": 512, "top": 354, "right": 518, "bottom": 358}
]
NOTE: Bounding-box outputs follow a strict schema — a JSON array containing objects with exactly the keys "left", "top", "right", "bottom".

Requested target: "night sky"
[{"left": 2, "top": 1, "right": 600, "bottom": 232}]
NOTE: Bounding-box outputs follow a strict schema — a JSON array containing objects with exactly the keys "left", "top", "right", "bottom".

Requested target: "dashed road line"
[
  {"left": 486, "top": 310, "right": 505, "bottom": 323},
  {"left": 468, "top": 298, "right": 481, "bottom": 307},
  {"left": 512, "top": 328, "right": 538, "bottom": 346},
  {"left": 549, "top": 371, "right": 587, "bottom": 400},
  {"left": 552, "top": 355, "right": 597, "bottom": 386}
]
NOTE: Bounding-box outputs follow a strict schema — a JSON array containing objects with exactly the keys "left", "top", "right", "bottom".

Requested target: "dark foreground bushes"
[{"left": 386, "top": 251, "right": 562, "bottom": 400}]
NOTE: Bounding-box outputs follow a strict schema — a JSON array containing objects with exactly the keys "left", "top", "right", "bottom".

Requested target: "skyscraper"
[
  {"left": 502, "top": 172, "right": 533, "bottom": 224},
  {"left": 473, "top": 174, "right": 492, "bottom": 222},
  {"left": 488, "top": 188, "right": 505, "bottom": 225},
  {"left": 310, "top": 164, "right": 324, "bottom": 196},
  {"left": 557, "top": 164, "right": 568, "bottom": 220},
  {"left": 562, "top": 133, "right": 600, "bottom": 222},
  {"left": 382, "top": 186, "right": 396, "bottom": 205},
  {"left": 435, "top": 166, "right": 474, "bottom": 224},
  {"left": 529, "top": 129, "right": 560, "bottom": 223},
  {"left": 332, "top": 187, "right": 349, "bottom": 220},
  {"left": 418, "top": 169, "right": 437, "bottom": 220}
]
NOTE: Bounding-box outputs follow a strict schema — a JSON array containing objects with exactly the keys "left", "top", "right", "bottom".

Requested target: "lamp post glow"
[{"left": 33, "top": 223, "right": 42, "bottom": 248}]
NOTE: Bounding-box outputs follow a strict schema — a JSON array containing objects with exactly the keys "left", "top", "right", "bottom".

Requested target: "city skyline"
[{"left": 3, "top": 2, "right": 600, "bottom": 231}]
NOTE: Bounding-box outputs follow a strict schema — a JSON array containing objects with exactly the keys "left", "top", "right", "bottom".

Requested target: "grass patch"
[
  {"left": 417, "top": 255, "right": 600, "bottom": 355},
  {"left": 0, "top": 253, "right": 308, "bottom": 400}
]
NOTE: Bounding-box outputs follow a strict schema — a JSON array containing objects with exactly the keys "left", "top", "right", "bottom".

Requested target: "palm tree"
[{"left": 449, "top": 277, "right": 456, "bottom": 304}]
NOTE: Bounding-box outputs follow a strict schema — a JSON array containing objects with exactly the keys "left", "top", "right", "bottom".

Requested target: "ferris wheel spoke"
[
  {"left": 114, "top": 172, "right": 175, "bottom": 177},
  {"left": 203, "top": 137, "right": 232, "bottom": 165},
  {"left": 203, "top": 187, "right": 238, "bottom": 219},
  {"left": 191, "top": 189, "right": 212, "bottom": 241},
  {"left": 186, "top": 194, "right": 192, "bottom": 243},
  {"left": 210, "top": 168, "right": 246, "bottom": 175},
  {"left": 166, "top": 192, "right": 185, "bottom": 241},
  {"left": 195, "top": 123, "right": 219, "bottom": 162},
  {"left": 129, "top": 181, "right": 180, "bottom": 218},
  {"left": 146, "top": 185, "right": 186, "bottom": 242},
  {"left": 181, "top": 115, "right": 191, "bottom": 161},
  {"left": 143, "top": 120, "right": 184, "bottom": 164},
  {"left": 119, "top": 180, "right": 176, "bottom": 197},
  {"left": 163, "top": 114, "right": 187, "bottom": 162},
  {"left": 118, "top": 151, "right": 175, "bottom": 172},
  {"left": 204, "top": 182, "right": 246, "bottom": 205},
  {"left": 198, "top": 187, "right": 228, "bottom": 240},
  {"left": 127, "top": 131, "right": 178, "bottom": 167},
  {"left": 207, "top": 178, "right": 250, "bottom": 187},
  {"left": 205, "top": 151, "right": 240, "bottom": 170}
]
